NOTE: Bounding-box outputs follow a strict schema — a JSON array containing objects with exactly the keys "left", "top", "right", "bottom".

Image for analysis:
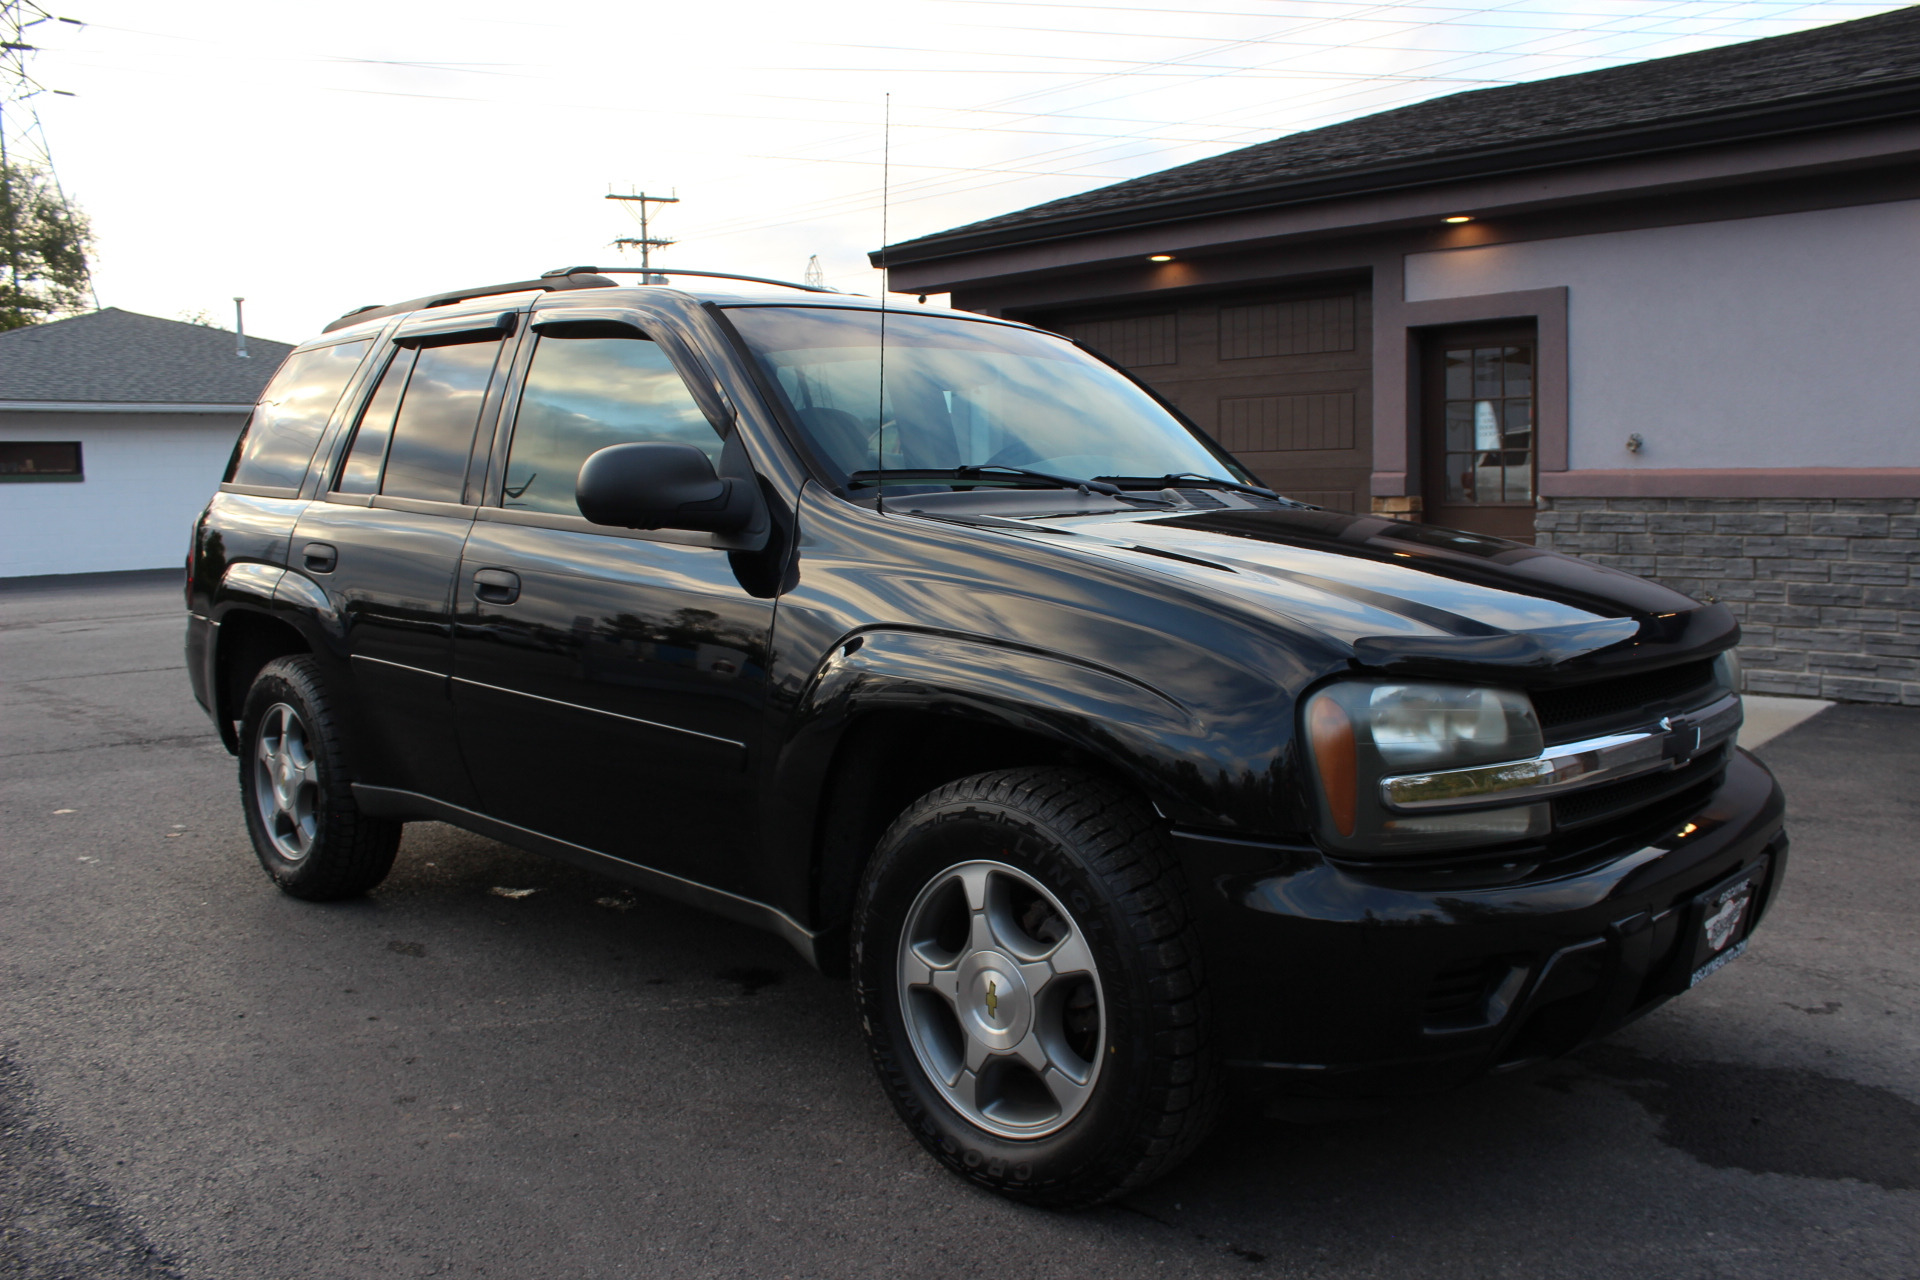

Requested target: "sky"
[{"left": 5, "top": 0, "right": 1907, "bottom": 343}]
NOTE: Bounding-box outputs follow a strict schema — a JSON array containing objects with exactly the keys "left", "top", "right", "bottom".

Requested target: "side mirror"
[{"left": 576, "top": 442, "right": 757, "bottom": 535}]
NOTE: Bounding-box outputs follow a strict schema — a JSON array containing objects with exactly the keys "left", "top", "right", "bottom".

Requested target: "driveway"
[{"left": 2, "top": 570, "right": 1915, "bottom": 1279}]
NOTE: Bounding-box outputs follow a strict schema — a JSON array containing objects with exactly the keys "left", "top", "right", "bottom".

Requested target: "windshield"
[{"left": 725, "top": 306, "right": 1250, "bottom": 491}]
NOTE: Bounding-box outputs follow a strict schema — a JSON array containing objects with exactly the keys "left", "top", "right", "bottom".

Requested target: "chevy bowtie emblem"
[
  {"left": 1660, "top": 714, "right": 1703, "bottom": 764},
  {"left": 985, "top": 979, "right": 999, "bottom": 1021}
]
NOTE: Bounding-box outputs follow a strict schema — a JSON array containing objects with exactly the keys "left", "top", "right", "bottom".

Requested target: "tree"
[{"left": 0, "top": 160, "right": 91, "bottom": 331}]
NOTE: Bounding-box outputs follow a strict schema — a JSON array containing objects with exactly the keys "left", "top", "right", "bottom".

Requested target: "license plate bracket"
[{"left": 1685, "top": 859, "right": 1767, "bottom": 988}]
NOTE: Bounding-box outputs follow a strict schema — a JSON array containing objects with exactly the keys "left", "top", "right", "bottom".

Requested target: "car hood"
[{"left": 975, "top": 503, "right": 1736, "bottom": 679}]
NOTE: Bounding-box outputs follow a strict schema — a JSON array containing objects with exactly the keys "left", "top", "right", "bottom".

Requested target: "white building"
[{"left": 0, "top": 309, "right": 294, "bottom": 578}]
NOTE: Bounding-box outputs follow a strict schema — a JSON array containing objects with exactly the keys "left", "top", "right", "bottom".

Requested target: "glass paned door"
[
  {"left": 1441, "top": 343, "right": 1533, "bottom": 506},
  {"left": 1421, "top": 325, "right": 1539, "bottom": 542}
]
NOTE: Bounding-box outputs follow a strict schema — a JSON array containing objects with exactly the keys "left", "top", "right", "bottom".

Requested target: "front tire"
[
  {"left": 238, "top": 655, "right": 400, "bottom": 900},
  {"left": 853, "top": 767, "right": 1218, "bottom": 1208}
]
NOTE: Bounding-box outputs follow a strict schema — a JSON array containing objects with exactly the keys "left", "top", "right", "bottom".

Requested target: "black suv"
[{"left": 187, "top": 266, "right": 1785, "bottom": 1208}]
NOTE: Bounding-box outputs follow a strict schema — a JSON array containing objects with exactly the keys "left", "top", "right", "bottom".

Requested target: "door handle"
[
  {"left": 302, "top": 542, "right": 337, "bottom": 573},
  {"left": 473, "top": 568, "right": 521, "bottom": 604}
]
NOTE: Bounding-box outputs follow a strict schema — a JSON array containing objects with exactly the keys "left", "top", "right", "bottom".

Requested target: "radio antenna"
[{"left": 875, "top": 92, "right": 890, "bottom": 516}]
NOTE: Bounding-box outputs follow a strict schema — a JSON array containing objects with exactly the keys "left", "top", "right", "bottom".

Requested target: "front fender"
[{"left": 780, "top": 627, "right": 1240, "bottom": 829}]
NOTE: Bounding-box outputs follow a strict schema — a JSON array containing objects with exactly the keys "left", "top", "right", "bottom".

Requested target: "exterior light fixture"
[
  {"left": 1148, "top": 254, "right": 1174, "bottom": 262},
  {"left": 1444, "top": 216, "right": 1473, "bottom": 224}
]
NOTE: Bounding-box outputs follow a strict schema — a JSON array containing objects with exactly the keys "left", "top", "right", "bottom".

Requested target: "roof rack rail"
[
  {"left": 321, "top": 271, "right": 619, "bottom": 334},
  {"left": 539, "top": 266, "right": 841, "bottom": 294},
  {"left": 322, "top": 265, "right": 842, "bottom": 334}
]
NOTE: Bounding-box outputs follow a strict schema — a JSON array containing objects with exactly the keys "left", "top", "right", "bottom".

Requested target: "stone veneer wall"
[{"left": 1535, "top": 496, "right": 1920, "bottom": 704}]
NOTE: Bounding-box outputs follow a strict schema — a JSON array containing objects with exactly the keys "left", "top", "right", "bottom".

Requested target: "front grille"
[
  {"left": 1533, "top": 659, "right": 1718, "bottom": 741},
  {"left": 1553, "top": 746, "right": 1729, "bottom": 830}
]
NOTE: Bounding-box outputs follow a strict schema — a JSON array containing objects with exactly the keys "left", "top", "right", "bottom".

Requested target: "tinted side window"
[
  {"left": 335, "top": 347, "right": 416, "bottom": 495},
  {"left": 503, "top": 327, "right": 720, "bottom": 516},
  {"left": 229, "top": 341, "right": 370, "bottom": 489},
  {"left": 379, "top": 335, "right": 502, "bottom": 503}
]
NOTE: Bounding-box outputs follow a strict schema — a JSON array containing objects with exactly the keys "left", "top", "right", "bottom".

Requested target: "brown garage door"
[{"left": 1032, "top": 283, "right": 1372, "bottom": 512}]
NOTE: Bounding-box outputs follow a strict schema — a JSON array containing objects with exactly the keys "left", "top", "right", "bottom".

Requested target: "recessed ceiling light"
[
  {"left": 1444, "top": 215, "right": 1473, "bottom": 224},
  {"left": 1148, "top": 254, "right": 1174, "bottom": 262}
]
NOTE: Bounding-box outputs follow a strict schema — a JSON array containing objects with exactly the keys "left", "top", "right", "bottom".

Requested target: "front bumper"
[{"left": 1174, "top": 748, "right": 1787, "bottom": 1098}]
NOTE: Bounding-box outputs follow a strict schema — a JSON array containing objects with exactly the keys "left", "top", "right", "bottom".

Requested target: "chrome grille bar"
[{"left": 1381, "top": 694, "right": 1742, "bottom": 812}]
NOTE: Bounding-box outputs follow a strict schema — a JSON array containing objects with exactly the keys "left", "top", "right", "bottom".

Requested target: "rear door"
[
  {"left": 451, "top": 316, "right": 775, "bottom": 890},
  {"left": 291, "top": 312, "right": 518, "bottom": 804},
  {"left": 195, "top": 338, "right": 376, "bottom": 716}
]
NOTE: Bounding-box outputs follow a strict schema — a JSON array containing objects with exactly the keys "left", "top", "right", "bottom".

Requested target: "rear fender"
[{"left": 205, "top": 565, "right": 350, "bottom": 752}]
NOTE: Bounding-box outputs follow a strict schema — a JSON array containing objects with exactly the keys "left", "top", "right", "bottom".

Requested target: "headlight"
[{"left": 1302, "top": 681, "right": 1548, "bottom": 855}]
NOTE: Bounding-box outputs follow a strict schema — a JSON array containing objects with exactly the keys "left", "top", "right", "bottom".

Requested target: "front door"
[
  {"left": 1420, "top": 325, "right": 1539, "bottom": 542},
  {"left": 451, "top": 319, "right": 774, "bottom": 891}
]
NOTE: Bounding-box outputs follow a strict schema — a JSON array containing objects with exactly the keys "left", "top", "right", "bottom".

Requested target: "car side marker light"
[{"left": 1308, "top": 696, "right": 1358, "bottom": 837}]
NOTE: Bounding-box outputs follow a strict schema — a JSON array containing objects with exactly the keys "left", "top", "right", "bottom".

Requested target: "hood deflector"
[
  {"left": 1349, "top": 616, "right": 1641, "bottom": 670},
  {"left": 1347, "top": 605, "right": 1739, "bottom": 679}
]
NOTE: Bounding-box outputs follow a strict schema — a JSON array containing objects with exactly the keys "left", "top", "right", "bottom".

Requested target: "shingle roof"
[
  {"left": 0, "top": 308, "right": 296, "bottom": 404},
  {"left": 881, "top": 5, "right": 1920, "bottom": 264}
]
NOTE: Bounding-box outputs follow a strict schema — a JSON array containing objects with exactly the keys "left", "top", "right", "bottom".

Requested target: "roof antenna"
[
  {"left": 875, "top": 93, "right": 891, "bottom": 516},
  {"left": 232, "top": 297, "right": 249, "bottom": 358}
]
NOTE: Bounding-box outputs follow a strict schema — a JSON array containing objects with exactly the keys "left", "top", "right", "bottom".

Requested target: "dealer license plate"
[{"left": 1688, "top": 865, "right": 1761, "bottom": 988}]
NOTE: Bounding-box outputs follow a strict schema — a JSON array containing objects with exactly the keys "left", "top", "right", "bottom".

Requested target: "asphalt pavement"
[{"left": 2, "top": 570, "right": 1915, "bottom": 1280}]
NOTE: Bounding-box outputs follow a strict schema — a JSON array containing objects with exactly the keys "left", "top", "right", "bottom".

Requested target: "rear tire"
[
  {"left": 238, "top": 655, "right": 400, "bottom": 900},
  {"left": 853, "top": 766, "right": 1219, "bottom": 1209}
]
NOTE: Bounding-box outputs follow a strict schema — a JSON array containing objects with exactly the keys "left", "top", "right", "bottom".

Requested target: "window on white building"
[{"left": 0, "top": 441, "right": 82, "bottom": 481}]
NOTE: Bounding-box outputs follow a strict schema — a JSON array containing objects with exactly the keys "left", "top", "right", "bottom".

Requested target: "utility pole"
[
  {"left": 605, "top": 190, "right": 678, "bottom": 275},
  {"left": 804, "top": 255, "right": 825, "bottom": 290},
  {"left": 0, "top": 93, "right": 15, "bottom": 318},
  {"left": 0, "top": 2, "right": 92, "bottom": 322}
]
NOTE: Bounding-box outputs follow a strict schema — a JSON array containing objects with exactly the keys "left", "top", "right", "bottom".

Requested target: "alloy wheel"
[
  {"left": 252, "top": 702, "right": 320, "bottom": 860},
  {"left": 897, "top": 859, "right": 1105, "bottom": 1139}
]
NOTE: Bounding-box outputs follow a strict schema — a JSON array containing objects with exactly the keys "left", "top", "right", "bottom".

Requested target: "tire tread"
[
  {"left": 857, "top": 765, "right": 1221, "bottom": 1209},
  {"left": 239, "top": 655, "right": 400, "bottom": 901}
]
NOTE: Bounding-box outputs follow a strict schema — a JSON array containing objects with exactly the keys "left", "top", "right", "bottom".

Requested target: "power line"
[
  {"left": 689, "top": 0, "right": 1881, "bottom": 243},
  {"left": 31, "top": 1, "right": 1894, "bottom": 269}
]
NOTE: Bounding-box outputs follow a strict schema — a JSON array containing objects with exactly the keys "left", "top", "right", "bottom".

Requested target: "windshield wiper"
[
  {"left": 1105, "top": 472, "right": 1287, "bottom": 501},
  {"left": 847, "top": 464, "right": 1123, "bottom": 496}
]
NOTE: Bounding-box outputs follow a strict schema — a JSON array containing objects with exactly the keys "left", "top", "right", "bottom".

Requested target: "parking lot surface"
[{"left": 3, "top": 571, "right": 1916, "bottom": 1279}]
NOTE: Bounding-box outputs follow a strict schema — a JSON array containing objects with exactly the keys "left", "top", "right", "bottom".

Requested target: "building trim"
[
  {"left": 1538, "top": 468, "right": 1920, "bottom": 498},
  {"left": 1370, "top": 283, "right": 1569, "bottom": 498},
  {"left": 0, "top": 401, "right": 252, "bottom": 415},
  {"left": 881, "top": 66, "right": 1920, "bottom": 270},
  {"left": 889, "top": 120, "right": 1920, "bottom": 297}
]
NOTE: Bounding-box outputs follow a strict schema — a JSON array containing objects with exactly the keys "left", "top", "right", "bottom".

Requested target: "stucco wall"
[
  {"left": 1403, "top": 198, "right": 1920, "bottom": 472},
  {"left": 0, "top": 412, "right": 243, "bottom": 578}
]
